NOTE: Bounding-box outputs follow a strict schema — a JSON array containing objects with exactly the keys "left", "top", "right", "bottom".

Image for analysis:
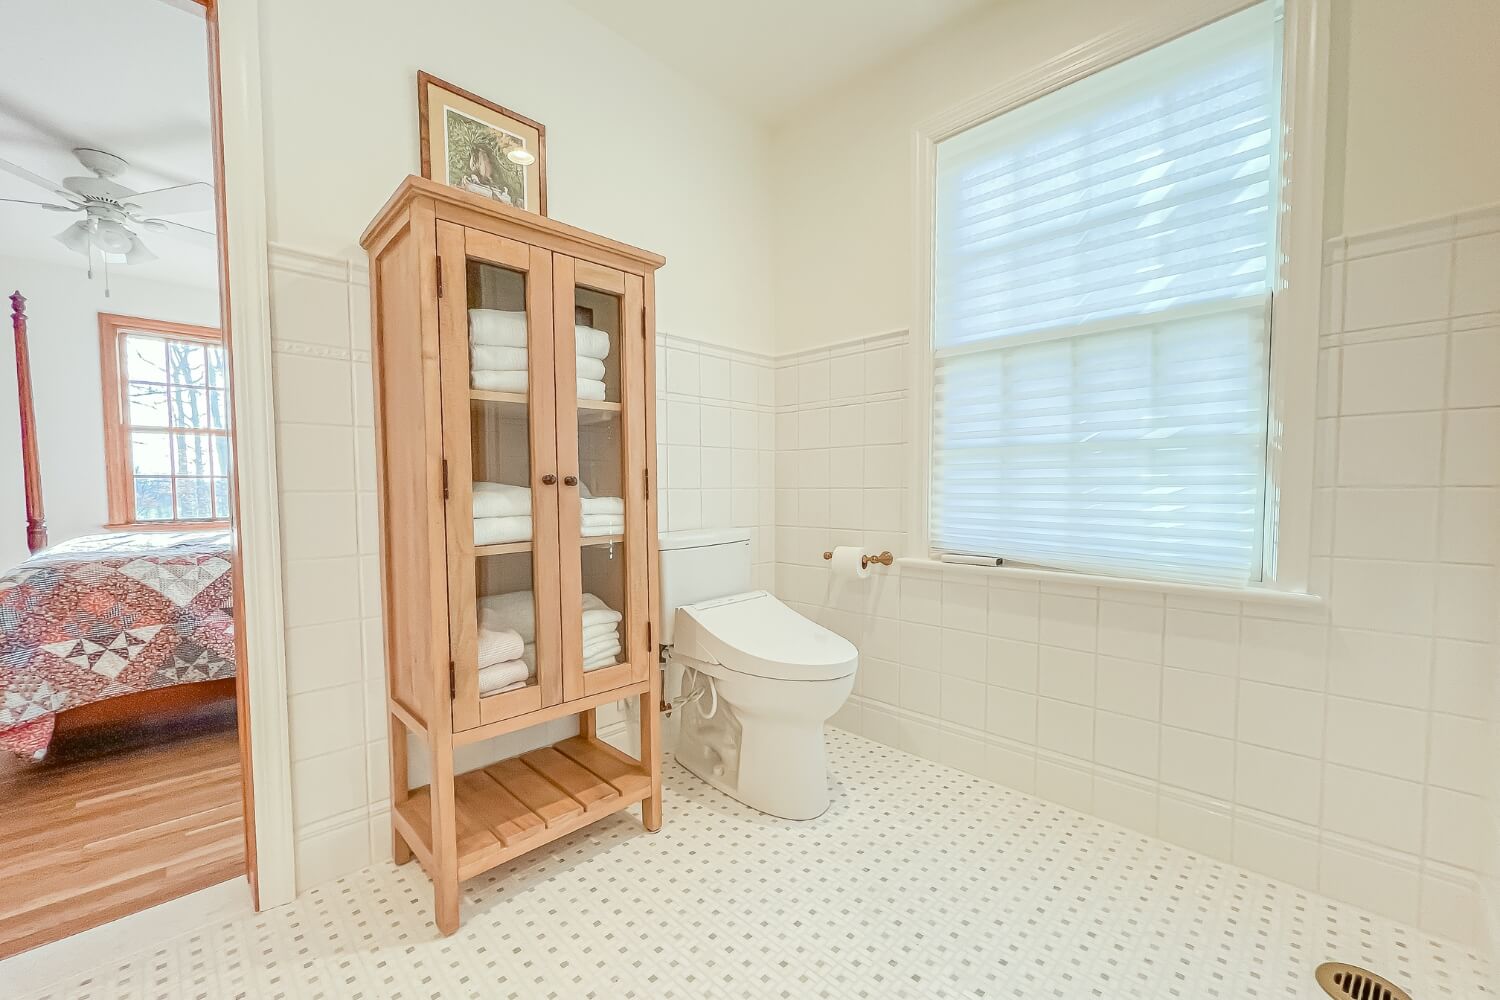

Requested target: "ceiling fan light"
[
  {"left": 55, "top": 220, "right": 92, "bottom": 256},
  {"left": 124, "top": 237, "right": 157, "bottom": 265},
  {"left": 94, "top": 219, "right": 134, "bottom": 253}
]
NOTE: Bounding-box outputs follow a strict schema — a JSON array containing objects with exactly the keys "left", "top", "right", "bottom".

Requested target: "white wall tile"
[
  {"left": 1329, "top": 558, "right": 1435, "bottom": 635},
  {"left": 1161, "top": 667, "right": 1236, "bottom": 737},
  {"left": 1342, "top": 243, "right": 1452, "bottom": 330},
  {"left": 1447, "top": 328, "right": 1500, "bottom": 407},
  {"left": 1443, "top": 407, "right": 1500, "bottom": 485},
  {"left": 1339, "top": 335, "right": 1447, "bottom": 414},
  {"left": 1319, "top": 840, "right": 1421, "bottom": 924},
  {"left": 1334, "top": 489, "right": 1438, "bottom": 560},
  {"left": 1097, "top": 600, "right": 1163, "bottom": 663},
  {"left": 1163, "top": 610, "right": 1239, "bottom": 675},
  {"left": 1095, "top": 712, "right": 1158, "bottom": 779},
  {"left": 1452, "top": 233, "right": 1500, "bottom": 315},
  {"left": 1095, "top": 655, "right": 1161, "bottom": 721},
  {"left": 1321, "top": 763, "right": 1424, "bottom": 853},
  {"left": 1234, "top": 813, "right": 1320, "bottom": 889},
  {"left": 1159, "top": 727, "right": 1234, "bottom": 797},
  {"left": 1037, "top": 698, "right": 1093, "bottom": 760},
  {"left": 1324, "top": 696, "right": 1428, "bottom": 782},
  {"left": 1337, "top": 412, "right": 1443, "bottom": 486},
  {"left": 1326, "top": 628, "right": 1432, "bottom": 708},
  {"left": 1235, "top": 745, "right": 1321, "bottom": 824},
  {"left": 1236, "top": 680, "right": 1323, "bottom": 758},
  {"left": 986, "top": 686, "right": 1037, "bottom": 743}
]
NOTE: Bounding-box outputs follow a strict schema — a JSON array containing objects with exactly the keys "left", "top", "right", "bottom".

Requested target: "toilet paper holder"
[{"left": 822, "top": 549, "right": 894, "bottom": 569}]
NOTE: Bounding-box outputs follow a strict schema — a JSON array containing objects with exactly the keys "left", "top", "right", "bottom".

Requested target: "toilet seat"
[{"left": 673, "top": 591, "right": 857, "bottom": 681}]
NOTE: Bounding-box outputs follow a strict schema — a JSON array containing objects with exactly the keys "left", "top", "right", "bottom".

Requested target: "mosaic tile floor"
[{"left": 14, "top": 730, "right": 1494, "bottom": 999}]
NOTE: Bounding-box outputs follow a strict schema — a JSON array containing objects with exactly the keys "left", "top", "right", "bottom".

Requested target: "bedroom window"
[
  {"left": 927, "top": 3, "right": 1285, "bottom": 587},
  {"left": 99, "top": 313, "right": 231, "bottom": 526}
]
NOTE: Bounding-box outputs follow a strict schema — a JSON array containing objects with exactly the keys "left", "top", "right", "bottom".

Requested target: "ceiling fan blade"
[
  {"left": 0, "top": 197, "right": 78, "bottom": 211},
  {"left": 125, "top": 181, "right": 214, "bottom": 216},
  {"left": 154, "top": 218, "right": 218, "bottom": 248},
  {"left": 0, "top": 157, "right": 81, "bottom": 203},
  {"left": 124, "top": 236, "right": 158, "bottom": 265}
]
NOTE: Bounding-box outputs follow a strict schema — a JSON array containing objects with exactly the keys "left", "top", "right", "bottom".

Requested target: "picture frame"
[{"left": 417, "top": 71, "right": 547, "bottom": 216}]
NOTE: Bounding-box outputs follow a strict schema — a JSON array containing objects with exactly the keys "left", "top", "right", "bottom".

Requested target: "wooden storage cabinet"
[{"left": 361, "top": 177, "right": 664, "bottom": 934}]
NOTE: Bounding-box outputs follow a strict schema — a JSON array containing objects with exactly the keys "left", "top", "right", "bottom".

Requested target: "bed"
[{"left": 0, "top": 294, "right": 236, "bottom": 760}]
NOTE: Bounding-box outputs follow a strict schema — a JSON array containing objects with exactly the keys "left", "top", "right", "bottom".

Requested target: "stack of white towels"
[
  {"left": 473, "top": 481, "right": 623, "bottom": 543},
  {"left": 474, "top": 622, "right": 532, "bottom": 696},
  {"left": 469, "top": 309, "right": 612, "bottom": 401},
  {"left": 476, "top": 590, "right": 623, "bottom": 695}
]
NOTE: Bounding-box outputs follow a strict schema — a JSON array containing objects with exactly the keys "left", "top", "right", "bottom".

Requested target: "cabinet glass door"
[
  {"left": 553, "top": 257, "right": 651, "bottom": 700},
  {"left": 436, "top": 222, "right": 563, "bottom": 731}
]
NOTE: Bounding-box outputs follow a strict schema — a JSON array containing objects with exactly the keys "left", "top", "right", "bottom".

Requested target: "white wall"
[
  {"left": 0, "top": 255, "right": 219, "bottom": 569},
  {"left": 759, "top": 0, "right": 1500, "bottom": 949},
  {"left": 769, "top": 0, "right": 1500, "bottom": 353},
  {"left": 259, "top": 0, "right": 773, "bottom": 355},
  {"left": 256, "top": 0, "right": 778, "bottom": 889}
]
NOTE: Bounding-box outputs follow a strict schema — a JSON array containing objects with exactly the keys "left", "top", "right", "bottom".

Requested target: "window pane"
[
  {"left": 169, "top": 386, "right": 210, "bottom": 428},
  {"left": 206, "top": 389, "right": 228, "bottom": 430},
  {"left": 134, "top": 477, "right": 174, "bottom": 521},
  {"left": 126, "top": 382, "right": 169, "bottom": 427},
  {"left": 123, "top": 335, "right": 168, "bottom": 383},
  {"left": 211, "top": 435, "right": 232, "bottom": 477},
  {"left": 206, "top": 347, "right": 228, "bottom": 388},
  {"left": 213, "top": 477, "right": 231, "bottom": 518},
  {"left": 173, "top": 432, "right": 214, "bottom": 476},
  {"left": 175, "top": 477, "right": 213, "bottom": 520},
  {"left": 130, "top": 432, "right": 172, "bottom": 476},
  {"left": 167, "top": 341, "right": 207, "bottom": 386}
]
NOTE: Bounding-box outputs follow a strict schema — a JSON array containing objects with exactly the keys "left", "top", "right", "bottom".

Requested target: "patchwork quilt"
[{"left": 0, "top": 531, "right": 235, "bottom": 760}]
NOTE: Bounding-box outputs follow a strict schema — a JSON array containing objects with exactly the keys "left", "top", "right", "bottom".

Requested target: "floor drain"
[{"left": 1315, "top": 962, "right": 1413, "bottom": 1000}]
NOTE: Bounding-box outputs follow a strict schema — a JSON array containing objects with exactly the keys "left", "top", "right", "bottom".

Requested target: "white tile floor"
[{"left": 14, "top": 730, "right": 1495, "bottom": 999}]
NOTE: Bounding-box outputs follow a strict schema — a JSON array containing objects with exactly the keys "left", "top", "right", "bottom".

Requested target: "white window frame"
[{"left": 909, "top": 0, "right": 1330, "bottom": 601}]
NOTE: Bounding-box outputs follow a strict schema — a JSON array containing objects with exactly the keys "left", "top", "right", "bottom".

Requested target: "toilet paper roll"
[{"left": 829, "top": 545, "right": 870, "bottom": 580}]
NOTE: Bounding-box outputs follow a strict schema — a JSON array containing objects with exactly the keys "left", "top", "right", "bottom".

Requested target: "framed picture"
[{"left": 417, "top": 71, "right": 547, "bottom": 215}]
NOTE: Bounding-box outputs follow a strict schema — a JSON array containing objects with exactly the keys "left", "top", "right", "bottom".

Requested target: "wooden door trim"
[
  {"left": 552, "top": 255, "right": 585, "bottom": 702},
  {"left": 199, "top": 0, "right": 297, "bottom": 910}
]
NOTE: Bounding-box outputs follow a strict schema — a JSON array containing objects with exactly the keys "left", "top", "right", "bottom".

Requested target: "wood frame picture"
[{"left": 418, "top": 71, "right": 548, "bottom": 216}]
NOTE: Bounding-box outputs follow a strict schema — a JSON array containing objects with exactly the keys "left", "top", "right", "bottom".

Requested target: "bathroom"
[{"left": 0, "top": 0, "right": 1497, "bottom": 997}]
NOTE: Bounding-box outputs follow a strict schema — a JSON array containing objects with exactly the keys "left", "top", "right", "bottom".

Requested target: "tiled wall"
[
  {"left": 774, "top": 207, "right": 1500, "bottom": 946},
  {"left": 656, "top": 334, "right": 778, "bottom": 590}
]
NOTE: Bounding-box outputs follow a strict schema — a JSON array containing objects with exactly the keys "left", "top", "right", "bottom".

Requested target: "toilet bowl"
[{"left": 667, "top": 590, "right": 857, "bottom": 820}]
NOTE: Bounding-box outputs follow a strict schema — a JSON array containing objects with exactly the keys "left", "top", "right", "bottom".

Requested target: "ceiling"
[
  {"left": 565, "top": 0, "right": 994, "bottom": 123},
  {"left": 0, "top": 0, "right": 218, "bottom": 288}
]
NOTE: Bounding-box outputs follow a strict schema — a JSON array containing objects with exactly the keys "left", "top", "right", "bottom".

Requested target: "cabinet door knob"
[
  {"left": 563, "top": 475, "right": 578, "bottom": 487},
  {"left": 541, "top": 474, "right": 557, "bottom": 486}
]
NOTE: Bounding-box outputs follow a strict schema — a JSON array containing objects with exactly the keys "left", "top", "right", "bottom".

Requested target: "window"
[
  {"left": 929, "top": 4, "right": 1282, "bottom": 586},
  {"left": 99, "top": 314, "right": 231, "bottom": 526}
]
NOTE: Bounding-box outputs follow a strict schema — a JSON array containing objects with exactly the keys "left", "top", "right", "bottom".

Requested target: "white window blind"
[{"left": 931, "top": 3, "right": 1280, "bottom": 586}]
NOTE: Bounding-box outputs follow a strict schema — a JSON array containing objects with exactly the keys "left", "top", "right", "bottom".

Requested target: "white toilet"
[{"left": 659, "top": 529, "right": 857, "bottom": 820}]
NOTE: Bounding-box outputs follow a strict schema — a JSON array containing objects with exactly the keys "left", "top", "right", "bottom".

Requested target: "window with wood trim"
[{"left": 99, "top": 313, "right": 231, "bottom": 526}]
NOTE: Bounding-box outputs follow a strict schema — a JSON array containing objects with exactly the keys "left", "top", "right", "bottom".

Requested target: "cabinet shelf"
[
  {"left": 470, "top": 389, "right": 621, "bottom": 423},
  {"left": 475, "top": 540, "right": 532, "bottom": 556},
  {"left": 393, "top": 735, "right": 650, "bottom": 882}
]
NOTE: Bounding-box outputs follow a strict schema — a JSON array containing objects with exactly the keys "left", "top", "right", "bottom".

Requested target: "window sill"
[
  {"left": 105, "top": 521, "right": 231, "bottom": 532},
  {"left": 895, "top": 556, "right": 1325, "bottom": 611}
]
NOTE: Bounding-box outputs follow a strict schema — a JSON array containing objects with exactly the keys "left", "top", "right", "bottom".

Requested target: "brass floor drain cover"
[{"left": 1315, "top": 962, "right": 1413, "bottom": 1000}]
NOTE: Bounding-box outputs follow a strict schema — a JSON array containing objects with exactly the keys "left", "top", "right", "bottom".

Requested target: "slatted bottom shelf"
[{"left": 395, "top": 735, "right": 651, "bottom": 881}]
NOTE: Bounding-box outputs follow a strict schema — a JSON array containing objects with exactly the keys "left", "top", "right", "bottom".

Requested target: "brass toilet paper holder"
[{"left": 822, "top": 549, "right": 894, "bottom": 570}]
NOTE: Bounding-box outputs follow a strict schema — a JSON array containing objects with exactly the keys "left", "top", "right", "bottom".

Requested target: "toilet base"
[{"left": 676, "top": 729, "right": 833, "bottom": 822}]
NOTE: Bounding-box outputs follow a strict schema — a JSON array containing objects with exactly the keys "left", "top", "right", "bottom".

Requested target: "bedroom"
[
  {"left": 0, "top": 0, "right": 1498, "bottom": 997},
  {"left": 0, "top": 0, "right": 245, "bottom": 959}
]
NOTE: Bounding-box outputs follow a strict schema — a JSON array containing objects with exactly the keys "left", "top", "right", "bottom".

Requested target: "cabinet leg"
[
  {"left": 434, "top": 876, "right": 461, "bottom": 936},
  {"left": 389, "top": 712, "right": 412, "bottom": 864},
  {"left": 578, "top": 708, "right": 596, "bottom": 739},
  {"left": 639, "top": 681, "right": 662, "bottom": 833}
]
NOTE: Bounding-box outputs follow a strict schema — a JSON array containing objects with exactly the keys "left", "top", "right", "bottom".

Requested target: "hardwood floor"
[{"left": 0, "top": 698, "right": 245, "bottom": 959}]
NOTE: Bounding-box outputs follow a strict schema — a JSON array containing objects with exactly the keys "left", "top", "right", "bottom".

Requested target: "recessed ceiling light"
[{"left": 507, "top": 148, "right": 536, "bottom": 166}]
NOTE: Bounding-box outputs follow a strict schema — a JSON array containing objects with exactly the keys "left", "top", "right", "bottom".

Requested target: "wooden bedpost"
[{"left": 10, "top": 291, "right": 46, "bottom": 554}]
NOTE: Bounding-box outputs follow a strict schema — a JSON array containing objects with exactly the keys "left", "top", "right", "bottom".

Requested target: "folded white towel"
[
  {"left": 580, "top": 495, "right": 624, "bottom": 517},
  {"left": 583, "top": 637, "right": 622, "bottom": 660},
  {"left": 478, "top": 625, "right": 524, "bottom": 667},
  {"left": 481, "top": 592, "right": 537, "bottom": 644},
  {"left": 474, "top": 515, "right": 531, "bottom": 546},
  {"left": 575, "top": 325, "right": 610, "bottom": 360},
  {"left": 581, "top": 521, "right": 624, "bottom": 538},
  {"left": 584, "top": 650, "right": 618, "bottom": 671},
  {"left": 473, "top": 482, "right": 531, "bottom": 519},
  {"left": 581, "top": 513, "right": 624, "bottom": 527},
  {"left": 471, "top": 344, "right": 529, "bottom": 371},
  {"left": 471, "top": 370, "right": 607, "bottom": 401},
  {"left": 478, "top": 658, "right": 530, "bottom": 695},
  {"left": 470, "top": 310, "right": 611, "bottom": 359},
  {"left": 576, "top": 356, "right": 606, "bottom": 381},
  {"left": 583, "top": 620, "right": 619, "bottom": 640},
  {"left": 469, "top": 309, "right": 527, "bottom": 348},
  {"left": 472, "top": 369, "right": 528, "bottom": 394},
  {"left": 491, "top": 679, "right": 527, "bottom": 694}
]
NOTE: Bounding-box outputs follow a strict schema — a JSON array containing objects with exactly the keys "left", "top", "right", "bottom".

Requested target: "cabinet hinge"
[
  {"left": 436, "top": 256, "right": 444, "bottom": 297},
  {"left": 643, "top": 467, "right": 650, "bottom": 501},
  {"left": 647, "top": 621, "right": 653, "bottom": 651},
  {"left": 449, "top": 663, "right": 456, "bottom": 699},
  {"left": 441, "top": 459, "right": 449, "bottom": 500}
]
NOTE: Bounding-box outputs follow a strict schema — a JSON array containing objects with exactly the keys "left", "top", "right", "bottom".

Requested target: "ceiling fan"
[{"left": 0, "top": 147, "right": 216, "bottom": 292}]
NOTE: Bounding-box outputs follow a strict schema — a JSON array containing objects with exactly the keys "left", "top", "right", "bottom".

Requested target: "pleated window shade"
[{"left": 931, "top": 3, "right": 1281, "bottom": 585}]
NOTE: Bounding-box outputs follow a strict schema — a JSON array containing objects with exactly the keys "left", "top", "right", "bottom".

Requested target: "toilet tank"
[{"left": 658, "top": 528, "right": 753, "bottom": 645}]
